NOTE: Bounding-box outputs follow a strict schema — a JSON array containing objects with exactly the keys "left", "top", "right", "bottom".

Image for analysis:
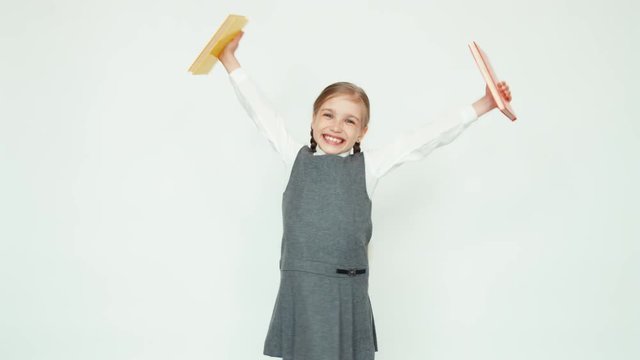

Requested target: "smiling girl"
[{"left": 218, "top": 30, "right": 511, "bottom": 360}]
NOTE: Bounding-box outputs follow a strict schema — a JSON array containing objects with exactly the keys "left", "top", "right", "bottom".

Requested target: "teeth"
[{"left": 324, "top": 134, "right": 344, "bottom": 144}]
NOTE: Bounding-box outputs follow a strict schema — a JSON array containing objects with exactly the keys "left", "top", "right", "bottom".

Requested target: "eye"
[{"left": 323, "top": 113, "right": 332, "bottom": 118}]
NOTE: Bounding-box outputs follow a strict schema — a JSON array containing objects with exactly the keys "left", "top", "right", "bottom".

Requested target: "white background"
[{"left": 1, "top": 0, "right": 638, "bottom": 359}]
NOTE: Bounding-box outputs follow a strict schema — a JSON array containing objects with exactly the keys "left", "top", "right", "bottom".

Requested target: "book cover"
[
  {"left": 189, "top": 14, "right": 248, "bottom": 75},
  {"left": 469, "top": 41, "right": 516, "bottom": 121}
]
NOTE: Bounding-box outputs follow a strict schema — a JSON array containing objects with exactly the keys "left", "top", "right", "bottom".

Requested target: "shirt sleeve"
[
  {"left": 228, "top": 67, "right": 302, "bottom": 167},
  {"left": 364, "top": 104, "right": 479, "bottom": 180}
]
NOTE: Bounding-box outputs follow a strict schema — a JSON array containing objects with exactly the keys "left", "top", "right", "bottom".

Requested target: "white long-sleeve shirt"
[{"left": 228, "top": 67, "right": 479, "bottom": 200}]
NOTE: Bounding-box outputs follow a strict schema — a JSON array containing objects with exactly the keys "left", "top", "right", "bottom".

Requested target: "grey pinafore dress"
[{"left": 263, "top": 144, "right": 378, "bottom": 360}]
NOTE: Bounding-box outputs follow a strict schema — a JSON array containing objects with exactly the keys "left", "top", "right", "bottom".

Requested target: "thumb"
[{"left": 236, "top": 31, "right": 245, "bottom": 40}]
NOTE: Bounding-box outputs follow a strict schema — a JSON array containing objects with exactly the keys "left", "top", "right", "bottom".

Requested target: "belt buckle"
[{"left": 347, "top": 268, "right": 357, "bottom": 277}]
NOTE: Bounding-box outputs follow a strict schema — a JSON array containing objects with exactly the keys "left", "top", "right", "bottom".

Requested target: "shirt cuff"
[
  {"left": 460, "top": 104, "right": 479, "bottom": 125},
  {"left": 229, "top": 66, "right": 247, "bottom": 83}
]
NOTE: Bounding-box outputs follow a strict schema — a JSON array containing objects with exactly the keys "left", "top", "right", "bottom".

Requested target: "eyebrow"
[{"left": 320, "top": 108, "right": 361, "bottom": 122}]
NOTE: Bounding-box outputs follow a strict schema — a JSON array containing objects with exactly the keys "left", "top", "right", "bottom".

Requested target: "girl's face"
[{"left": 311, "top": 95, "right": 368, "bottom": 155}]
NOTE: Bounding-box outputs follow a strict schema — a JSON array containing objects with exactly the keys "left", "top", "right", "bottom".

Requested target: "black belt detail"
[{"left": 336, "top": 268, "right": 367, "bottom": 277}]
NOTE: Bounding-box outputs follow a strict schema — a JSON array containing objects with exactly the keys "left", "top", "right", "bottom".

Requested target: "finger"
[{"left": 233, "top": 32, "right": 243, "bottom": 41}]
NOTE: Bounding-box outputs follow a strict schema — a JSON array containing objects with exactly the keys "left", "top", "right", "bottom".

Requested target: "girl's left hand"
[
  {"left": 474, "top": 81, "right": 513, "bottom": 117},
  {"left": 486, "top": 81, "right": 512, "bottom": 104}
]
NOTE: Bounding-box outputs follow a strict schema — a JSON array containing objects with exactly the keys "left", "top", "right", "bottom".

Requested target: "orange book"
[
  {"left": 468, "top": 41, "right": 516, "bottom": 121},
  {"left": 189, "top": 14, "right": 248, "bottom": 75}
]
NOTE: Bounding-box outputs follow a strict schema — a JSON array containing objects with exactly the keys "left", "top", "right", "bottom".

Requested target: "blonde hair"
[{"left": 313, "top": 81, "right": 371, "bottom": 128}]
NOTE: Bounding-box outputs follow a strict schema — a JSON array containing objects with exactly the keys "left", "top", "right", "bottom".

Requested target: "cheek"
[
  {"left": 315, "top": 120, "right": 332, "bottom": 130},
  {"left": 312, "top": 117, "right": 323, "bottom": 127}
]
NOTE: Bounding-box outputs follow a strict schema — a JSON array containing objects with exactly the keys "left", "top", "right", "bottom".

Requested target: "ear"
[{"left": 359, "top": 126, "right": 368, "bottom": 141}]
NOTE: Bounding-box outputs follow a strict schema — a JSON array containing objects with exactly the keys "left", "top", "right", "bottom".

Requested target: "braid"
[
  {"left": 309, "top": 128, "right": 317, "bottom": 153},
  {"left": 353, "top": 141, "right": 361, "bottom": 154}
]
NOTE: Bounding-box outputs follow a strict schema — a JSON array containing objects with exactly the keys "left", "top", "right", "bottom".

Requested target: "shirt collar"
[{"left": 314, "top": 145, "right": 351, "bottom": 157}]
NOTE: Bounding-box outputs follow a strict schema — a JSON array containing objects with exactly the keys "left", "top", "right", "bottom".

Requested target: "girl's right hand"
[
  {"left": 219, "top": 31, "right": 244, "bottom": 73},
  {"left": 220, "top": 31, "right": 244, "bottom": 60}
]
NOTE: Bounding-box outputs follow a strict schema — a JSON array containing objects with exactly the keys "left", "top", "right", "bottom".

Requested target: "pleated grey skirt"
[{"left": 263, "top": 265, "right": 378, "bottom": 360}]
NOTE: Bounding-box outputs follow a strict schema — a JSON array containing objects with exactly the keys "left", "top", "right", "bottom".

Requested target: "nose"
[{"left": 330, "top": 118, "right": 343, "bottom": 132}]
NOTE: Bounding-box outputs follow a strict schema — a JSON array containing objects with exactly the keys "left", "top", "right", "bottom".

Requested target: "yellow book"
[{"left": 189, "top": 14, "right": 248, "bottom": 75}]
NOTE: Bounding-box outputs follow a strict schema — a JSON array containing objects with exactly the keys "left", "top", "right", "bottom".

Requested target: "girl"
[{"left": 218, "top": 31, "right": 511, "bottom": 360}]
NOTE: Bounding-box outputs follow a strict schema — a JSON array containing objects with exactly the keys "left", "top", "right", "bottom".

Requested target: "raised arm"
[
  {"left": 365, "top": 105, "right": 479, "bottom": 179},
  {"left": 365, "top": 83, "right": 511, "bottom": 180},
  {"left": 219, "top": 32, "right": 302, "bottom": 167}
]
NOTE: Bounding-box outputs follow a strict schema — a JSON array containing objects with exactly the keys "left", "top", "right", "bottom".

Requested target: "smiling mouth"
[{"left": 323, "top": 134, "right": 345, "bottom": 145}]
